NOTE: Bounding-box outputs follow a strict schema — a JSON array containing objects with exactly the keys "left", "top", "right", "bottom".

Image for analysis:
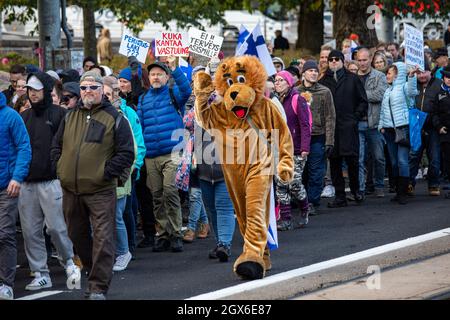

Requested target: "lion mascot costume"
[{"left": 193, "top": 55, "right": 294, "bottom": 280}]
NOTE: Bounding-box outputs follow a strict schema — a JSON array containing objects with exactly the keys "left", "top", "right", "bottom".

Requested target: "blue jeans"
[
  {"left": 123, "top": 180, "right": 138, "bottom": 253},
  {"left": 409, "top": 128, "right": 441, "bottom": 188},
  {"left": 187, "top": 187, "right": 208, "bottom": 231},
  {"left": 304, "top": 135, "right": 326, "bottom": 207},
  {"left": 199, "top": 180, "right": 235, "bottom": 248},
  {"left": 359, "top": 122, "right": 386, "bottom": 191},
  {"left": 115, "top": 196, "right": 129, "bottom": 256},
  {"left": 384, "top": 129, "right": 410, "bottom": 178}
]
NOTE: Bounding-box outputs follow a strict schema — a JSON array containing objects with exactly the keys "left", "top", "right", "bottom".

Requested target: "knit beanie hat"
[
  {"left": 277, "top": 70, "right": 294, "bottom": 87},
  {"left": 302, "top": 60, "right": 319, "bottom": 73},
  {"left": 118, "top": 66, "right": 142, "bottom": 81},
  {"left": 328, "top": 50, "right": 345, "bottom": 63}
]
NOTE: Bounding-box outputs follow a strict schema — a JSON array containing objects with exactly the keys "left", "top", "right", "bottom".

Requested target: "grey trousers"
[
  {"left": 18, "top": 180, "right": 74, "bottom": 274},
  {"left": 145, "top": 154, "right": 183, "bottom": 239},
  {"left": 0, "top": 189, "right": 18, "bottom": 287}
]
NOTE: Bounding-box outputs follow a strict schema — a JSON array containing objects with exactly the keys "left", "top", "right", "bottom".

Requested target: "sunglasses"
[
  {"left": 80, "top": 85, "right": 101, "bottom": 91},
  {"left": 328, "top": 57, "right": 341, "bottom": 62},
  {"left": 62, "top": 94, "right": 75, "bottom": 102}
]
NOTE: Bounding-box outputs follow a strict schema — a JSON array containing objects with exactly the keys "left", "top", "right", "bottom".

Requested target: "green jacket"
[{"left": 51, "top": 98, "right": 134, "bottom": 195}]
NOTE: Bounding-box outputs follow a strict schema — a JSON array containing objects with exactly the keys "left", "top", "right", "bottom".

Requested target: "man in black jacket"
[
  {"left": 432, "top": 66, "right": 450, "bottom": 199},
  {"left": 19, "top": 71, "right": 80, "bottom": 292},
  {"left": 319, "top": 50, "right": 368, "bottom": 208},
  {"left": 409, "top": 60, "right": 442, "bottom": 196}
]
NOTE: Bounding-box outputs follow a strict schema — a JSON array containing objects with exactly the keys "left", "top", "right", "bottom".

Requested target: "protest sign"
[
  {"left": 188, "top": 28, "right": 224, "bottom": 58},
  {"left": 119, "top": 33, "right": 150, "bottom": 64},
  {"left": 155, "top": 32, "right": 190, "bottom": 57},
  {"left": 404, "top": 24, "right": 425, "bottom": 71}
]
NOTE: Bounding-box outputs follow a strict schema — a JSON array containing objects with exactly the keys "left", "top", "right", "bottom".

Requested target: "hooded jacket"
[
  {"left": 0, "top": 92, "right": 31, "bottom": 189},
  {"left": 51, "top": 97, "right": 134, "bottom": 194},
  {"left": 378, "top": 62, "right": 418, "bottom": 131},
  {"left": 415, "top": 76, "right": 442, "bottom": 130},
  {"left": 21, "top": 72, "right": 67, "bottom": 182},
  {"left": 298, "top": 81, "right": 336, "bottom": 146},
  {"left": 431, "top": 84, "right": 450, "bottom": 143}
]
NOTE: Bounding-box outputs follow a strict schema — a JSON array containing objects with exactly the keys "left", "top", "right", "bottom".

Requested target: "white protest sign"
[
  {"left": 188, "top": 28, "right": 224, "bottom": 58},
  {"left": 155, "top": 32, "right": 190, "bottom": 57},
  {"left": 404, "top": 24, "right": 425, "bottom": 71},
  {"left": 118, "top": 33, "right": 150, "bottom": 64}
]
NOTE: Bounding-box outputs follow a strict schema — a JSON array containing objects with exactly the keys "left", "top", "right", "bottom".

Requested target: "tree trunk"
[
  {"left": 297, "top": 0, "right": 324, "bottom": 54},
  {"left": 82, "top": 4, "right": 97, "bottom": 61},
  {"left": 333, "top": 0, "right": 378, "bottom": 49}
]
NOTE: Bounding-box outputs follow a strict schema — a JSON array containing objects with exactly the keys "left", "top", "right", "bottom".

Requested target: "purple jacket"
[{"left": 281, "top": 88, "right": 311, "bottom": 155}]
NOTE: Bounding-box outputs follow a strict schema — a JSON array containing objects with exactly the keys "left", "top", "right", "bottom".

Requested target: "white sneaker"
[
  {"left": 25, "top": 273, "right": 52, "bottom": 291},
  {"left": 416, "top": 169, "right": 423, "bottom": 180},
  {"left": 321, "top": 185, "right": 335, "bottom": 198},
  {"left": 0, "top": 284, "right": 14, "bottom": 300},
  {"left": 66, "top": 264, "right": 81, "bottom": 284},
  {"left": 113, "top": 251, "right": 132, "bottom": 272}
]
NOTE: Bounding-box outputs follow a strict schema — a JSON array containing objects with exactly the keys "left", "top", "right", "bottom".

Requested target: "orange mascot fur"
[{"left": 193, "top": 55, "right": 294, "bottom": 280}]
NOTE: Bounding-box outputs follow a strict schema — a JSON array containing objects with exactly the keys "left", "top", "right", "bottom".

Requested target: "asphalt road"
[{"left": 12, "top": 180, "right": 450, "bottom": 300}]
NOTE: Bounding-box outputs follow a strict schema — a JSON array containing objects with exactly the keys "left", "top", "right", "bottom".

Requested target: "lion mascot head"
[{"left": 212, "top": 55, "right": 267, "bottom": 119}]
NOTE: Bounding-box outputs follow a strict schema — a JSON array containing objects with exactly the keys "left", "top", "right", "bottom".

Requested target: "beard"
[{"left": 82, "top": 96, "right": 97, "bottom": 108}]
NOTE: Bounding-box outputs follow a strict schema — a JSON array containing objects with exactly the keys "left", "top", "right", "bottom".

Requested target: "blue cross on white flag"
[
  {"left": 236, "top": 23, "right": 277, "bottom": 76},
  {"left": 236, "top": 25, "right": 250, "bottom": 55}
]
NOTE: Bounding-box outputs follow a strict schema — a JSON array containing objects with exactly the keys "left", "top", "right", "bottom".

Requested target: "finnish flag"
[
  {"left": 236, "top": 23, "right": 277, "bottom": 76},
  {"left": 235, "top": 25, "right": 250, "bottom": 55}
]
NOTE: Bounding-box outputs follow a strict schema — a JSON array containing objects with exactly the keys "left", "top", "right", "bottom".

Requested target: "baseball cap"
[
  {"left": 25, "top": 75, "right": 44, "bottom": 90},
  {"left": 147, "top": 61, "right": 171, "bottom": 75},
  {"left": 80, "top": 70, "right": 103, "bottom": 84}
]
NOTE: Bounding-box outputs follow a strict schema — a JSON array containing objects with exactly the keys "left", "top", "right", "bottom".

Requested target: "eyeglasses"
[
  {"left": 80, "top": 85, "right": 101, "bottom": 91},
  {"left": 328, "top": 57, "right": 341, "bottom": 62}
]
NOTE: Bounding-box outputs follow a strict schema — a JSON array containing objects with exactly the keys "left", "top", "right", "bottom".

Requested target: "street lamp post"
[{"left": 38, "top": 0, "right": 61, "bottom": 71}]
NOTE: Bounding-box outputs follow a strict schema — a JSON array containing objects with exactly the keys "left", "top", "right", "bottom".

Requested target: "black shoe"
[
  {"left": 327, "top": 199, "right": 348, "bottom": 208},
  {"left": 170, "top": 237, "right": 184, "bottom": 253},
  {"left": 152, "top": 237, "right": 171, "bottom": 252},
  {"left": 216, "top": 245, "right": 230, "bottom": 262},
  {"left": 354, "top": 192, "right": 364, "bottom": 205},
  {"left": 209, "top": 246, "right": 219, "bottom": 259},
  {"left": 137, "top": 236, "right": 154, "bottom": 249}
]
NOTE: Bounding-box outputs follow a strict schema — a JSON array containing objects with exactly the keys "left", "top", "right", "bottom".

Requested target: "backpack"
[{"left": 291, "top": 93, "right": 313, "bottom": 133}]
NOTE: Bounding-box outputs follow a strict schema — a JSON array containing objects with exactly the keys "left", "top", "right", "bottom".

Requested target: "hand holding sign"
[
  {"left": 167, "top": 55, "right": 177, "bottom": 71},
  {"left": 408, "top": 65, "right": 420, "bottom": 77},
  {"left": 128, "top": 56, "right": 139, "bottom": 74}
]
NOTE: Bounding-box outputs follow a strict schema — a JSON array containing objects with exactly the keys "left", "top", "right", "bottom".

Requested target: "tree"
[
  {"left": 1, "top": 0, "right": 230, "bottom": 60},
  {"left": 331, "top": 0, "right": 378, "bottom": 49},
  {"left": 297, "top": 0, "right": 324, "bottom": 54}
]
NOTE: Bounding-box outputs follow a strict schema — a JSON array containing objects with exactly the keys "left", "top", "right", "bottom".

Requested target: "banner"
[
  {"left": 155, "top": 32, "right": 190, "bottom": 57},
  {"left": 188, "top": 28, "right": 223, "bottom": 59},
  {"left": 404, "top": 24, "right": 425, "bottom": 71},
  {"left": 118, "top": 33, "right": 150, "bottom": 64}
]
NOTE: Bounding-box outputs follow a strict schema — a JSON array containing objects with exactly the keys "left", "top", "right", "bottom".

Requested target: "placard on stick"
[
  {"left": 118, "top": 33, "right": 150, "bottom": 64},
  {"left": 154, "top": 32, "right": 190, "bottom": 57},
  {"left": 188, "top": 28, "right": 224, "bottom": 59},
  {"left": 404, "top": 24, "right": 425, "bottom": 71}
]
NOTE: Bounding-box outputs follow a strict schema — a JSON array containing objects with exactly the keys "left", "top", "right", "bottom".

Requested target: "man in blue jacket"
[
  {"left": 0, "top": 92, "right": 31, "bottom": 300},
  {"left": 138, "top": 56, "right": 191, "bottom": 253}
]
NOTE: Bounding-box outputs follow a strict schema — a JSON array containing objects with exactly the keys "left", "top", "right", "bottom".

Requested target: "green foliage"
[{"left": 0, "top": 52, "right": 39, "bottom": 72}]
